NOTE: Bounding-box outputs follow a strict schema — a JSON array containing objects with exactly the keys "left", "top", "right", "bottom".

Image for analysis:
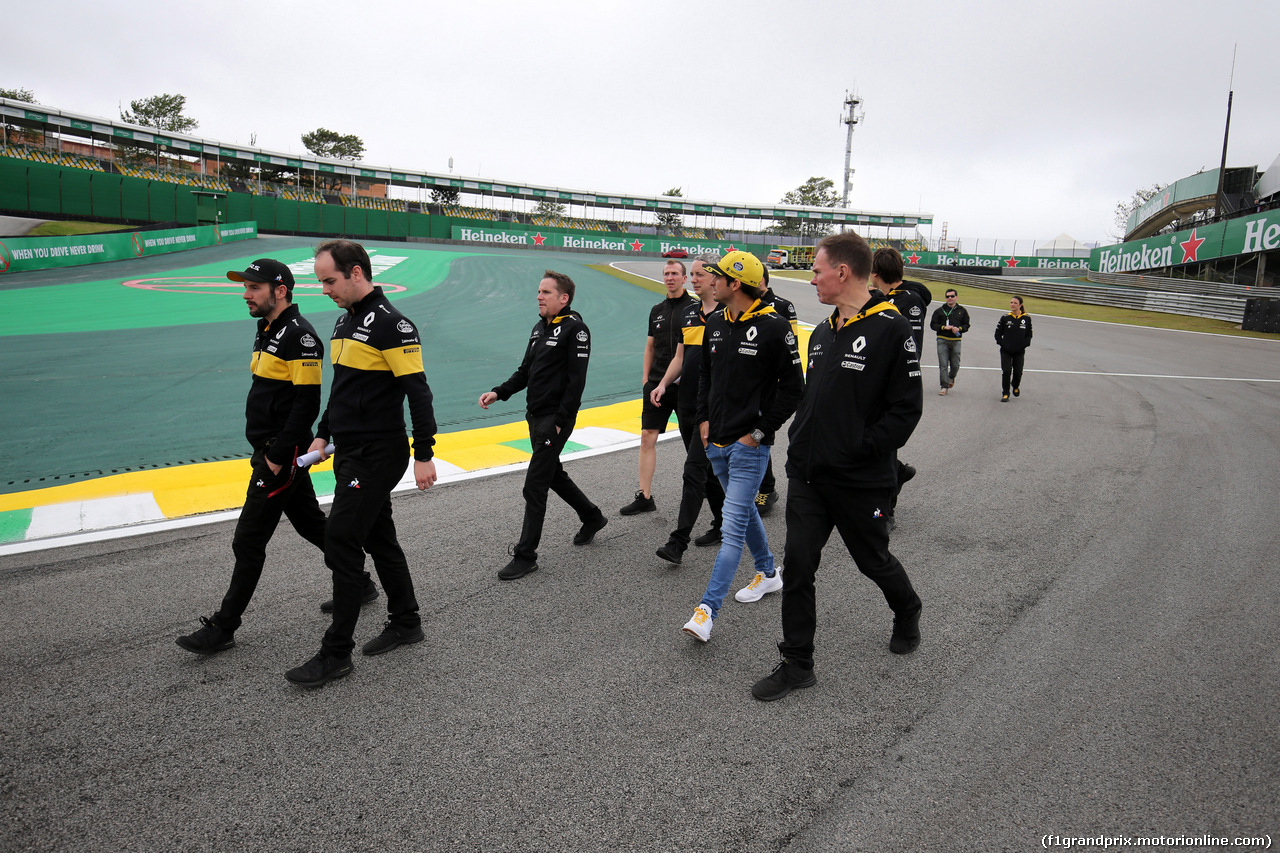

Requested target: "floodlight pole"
[{"left": 841, "top": 92, "right": 863, "bottom": 211}]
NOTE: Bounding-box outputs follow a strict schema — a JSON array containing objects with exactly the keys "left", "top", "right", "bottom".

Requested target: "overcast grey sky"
[{"left": 7, "top": 0, "right": 1278, "bottom": 250}]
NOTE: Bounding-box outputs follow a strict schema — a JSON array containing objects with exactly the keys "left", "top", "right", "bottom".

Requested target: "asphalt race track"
[{"left": 1, "top": 265, "right": 1278, "bottom": 851}]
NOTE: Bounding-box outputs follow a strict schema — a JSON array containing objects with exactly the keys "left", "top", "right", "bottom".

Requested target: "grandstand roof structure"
[{"left": 1, "top": 97, "right": 932, "bottom": 230}]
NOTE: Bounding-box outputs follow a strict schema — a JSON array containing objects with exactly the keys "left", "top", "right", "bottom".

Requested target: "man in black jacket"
[
  {"left": 288, "top": 240, "right": 439, "bottom": 687},
  {"left": 681, "top": 251, "right": 803, "bottom": 643},
  {"left": 752, "top": 232, "right": 924, "bottom": 702},
  {"left": 177, "top": 258, "right": 333, "bottom": 655},
  {"left": 930, "top": 288, "right": 971, "bottom": 395},
  {"left": 479, "top": 270, "right": 606, "bottom": 580},
  {"left": 650, "top": 255, "right": 726, "bottom": 563}
]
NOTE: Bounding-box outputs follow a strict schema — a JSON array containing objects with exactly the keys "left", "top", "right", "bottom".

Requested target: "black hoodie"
[
  {"left": 493, "top": 306, "right": 591, "bottom": 433},
  {"left": 786, "top": 294, "right": 923, "bottom": 489}
]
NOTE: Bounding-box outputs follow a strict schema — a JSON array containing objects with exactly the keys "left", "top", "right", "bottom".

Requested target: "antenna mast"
[{"left": 841, "top": 91, "right": 864, "bottom": 209}]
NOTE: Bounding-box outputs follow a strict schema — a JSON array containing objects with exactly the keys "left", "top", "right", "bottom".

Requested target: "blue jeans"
[
  {"left": 936, "top": 338, "right": 961, "bottom": 388},
  {"left": 701, "top": 441, "right": 775, "bottom": 616}
]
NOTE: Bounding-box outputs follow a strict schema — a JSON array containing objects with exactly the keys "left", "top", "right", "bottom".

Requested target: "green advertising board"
[
  {"left": 0, "top": 222, "right": 258, "bottom": 274},
  {"left": 449, "top": 224, "right": 768, "bottom": 258},
  {"left": 1093, "top": 208, "right": 1280, "bottom": 273},
  {"left": 901, "top": 250, "right": 1090, "bottom": 271}
]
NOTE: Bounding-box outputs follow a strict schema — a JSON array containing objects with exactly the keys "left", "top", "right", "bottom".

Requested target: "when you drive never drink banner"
[{"left": 0, "top": 222, "right": 257, "bottom": 274}]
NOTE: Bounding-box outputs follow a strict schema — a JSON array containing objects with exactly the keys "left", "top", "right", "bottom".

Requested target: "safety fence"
[{"left": 913, "top": 268, "right": 1279, "bottom": 324}]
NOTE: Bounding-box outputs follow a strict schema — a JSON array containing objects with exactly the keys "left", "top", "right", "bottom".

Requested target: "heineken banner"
[
  {"left": 901, "top": 250, "right": 1090, "bottom": 271},
  {"left": 1092, "top": 209, "right": 1280, "bottom": 274},
  {"left": 450, "top": 225, "right": 768, "bottom": 258},
  {"left": 0, "top": 222, "right": 257, "bottom": 275}
]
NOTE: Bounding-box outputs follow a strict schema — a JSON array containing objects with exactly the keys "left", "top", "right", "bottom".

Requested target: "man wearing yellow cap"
[{"left": 681, "top": 251, "right": 803, "bottom": 642}]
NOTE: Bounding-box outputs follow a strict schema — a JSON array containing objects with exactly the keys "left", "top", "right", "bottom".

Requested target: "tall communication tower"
[{"left": 841, "top": 91, "right": 864, "bottom": 208}]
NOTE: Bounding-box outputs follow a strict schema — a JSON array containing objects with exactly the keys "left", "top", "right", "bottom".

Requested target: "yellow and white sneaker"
[
  {"left": 735, "top": 567, "right": 783, "bottom": 603},
  {"left": 682, "top": 604, "right": 714, "bottom": 642}
]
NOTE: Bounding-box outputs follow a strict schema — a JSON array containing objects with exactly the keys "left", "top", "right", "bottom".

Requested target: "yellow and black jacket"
[
  {"left": 675, "top": 299, "right": 714, "bottom": 414},
  {"left": 492, "top": 307, "right": 591, "bottom": 433},
  {"left": 786, "top": 294, "right": 923, "bottom": 489},
  {"left": 317, "top": 286, "right": 437, "bottom": 461},
  {"left": 995, "top": 310, "right": 1033, "bottom": 353},
  {"left": 696, "top": 300, "right": 804, "bottom": 447},
  {"left": 246, "top": 303, "right": 323, "bottom": 466}
]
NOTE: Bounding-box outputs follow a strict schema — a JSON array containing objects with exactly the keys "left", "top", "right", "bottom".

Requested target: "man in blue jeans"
[{"left": 682, "top": 251, "right": 804, "bottom": 642}]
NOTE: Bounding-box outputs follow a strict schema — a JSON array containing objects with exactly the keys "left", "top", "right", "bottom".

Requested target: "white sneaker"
[
  {"left": 735, "top": 567, "right": 783, "bottom": 603},
  {"left": 682, "top": 604, "right": 713, "bottom": 642}
]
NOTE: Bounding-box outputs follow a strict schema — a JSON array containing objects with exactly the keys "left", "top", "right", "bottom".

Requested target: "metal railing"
[{"left": 912, "top": 268, "right": 1279, "bottom": 323}]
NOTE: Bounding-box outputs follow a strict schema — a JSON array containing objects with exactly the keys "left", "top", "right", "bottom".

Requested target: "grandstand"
[{"left": 0, "top": 96, "right": 932, "bottom": 248}]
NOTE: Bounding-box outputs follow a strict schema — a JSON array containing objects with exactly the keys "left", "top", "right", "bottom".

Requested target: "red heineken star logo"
[
  {"left": 533, "top": 232, "right": 546, "bottom": 246},
  {"left": 906, "top": 253, "right": 921, "bottom": 265},
  {"left": 630, "top": 239, "right": 644, "bottom": 251},
  {"left": 1179, "top": 228, "right": 1205, "bottom": 263},
  {"left": 727, "top": 245, "right": 736, "bottom": 252},
  {"left": 1005, "top": 256, "right": 1021, "bottom": 268}
]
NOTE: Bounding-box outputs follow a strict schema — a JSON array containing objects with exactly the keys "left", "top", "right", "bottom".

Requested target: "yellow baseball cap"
[{"left": 704, "top": 250, "right": 764, "bottom": 288}]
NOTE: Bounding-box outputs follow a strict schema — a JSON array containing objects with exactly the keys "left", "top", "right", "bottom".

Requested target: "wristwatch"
[{"left": 749, "top": 428, "right": 766, "bottom": 443}]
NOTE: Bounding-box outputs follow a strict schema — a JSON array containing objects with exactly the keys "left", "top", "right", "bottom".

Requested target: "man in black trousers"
[
  {"left": 289, "top": 240, "right": 439, "bottom": 687},
  {"left": 479, "top": 270, "right": 607, "bottom": 580},
  {"left": 177, "top": 258, "right": 336, "bottom": 655}
]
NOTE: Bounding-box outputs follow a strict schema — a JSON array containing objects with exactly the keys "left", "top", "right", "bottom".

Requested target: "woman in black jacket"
[{"left": 994, "top": 295, "right": 1032, "bottom": 402}]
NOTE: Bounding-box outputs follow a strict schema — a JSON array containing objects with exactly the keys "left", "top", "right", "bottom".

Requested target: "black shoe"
[
  {"left": 1001, "top": 394, "right": 1009, "bottom": 402},
  {"left": 751, "top": 659, "right": 817, "bottom": 701},
  {"left": 176, "top": 616, "right": 234, "bottom": 655},
  {"left": 1012, "top": 387, "right": 1020, "bottom": 397},
  {"left": 693, "top": 526, "right": 722, "bottom": 547},
  {"left": 655, "top": 540, "right": 684, "bottom": 565},
  {"left": 362, "top": 622, "right": 425, "bottom": 656},
  {"left": 899, "top": 464, "right": 917, "bottom": 485},
  {"left": 890, "top": 606, "right": 922, "bottom": 655},
  {"left": 499, "top": 557, "right": 538, "bottom": 581},
  {"left": 573, "top": 513, "right": 608, "bottom": 546},
  {"left": 619, "top": 490, "right": 656, "bottom": 516},
  {"left": 320, "top": 582, "right": 379, "bottom": 614},
  {"left": 755, "top": 491, "right": 778, "bottom": 517},
  {"left": 285, "top": 651, "right": 353, "bottom": 687}
]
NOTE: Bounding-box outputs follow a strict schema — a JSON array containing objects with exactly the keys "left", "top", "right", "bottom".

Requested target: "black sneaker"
[
  {"left": 751, "top": 659, "right": 817, "bottom": 701},
  {"left": 1001, "top": 394, "right": 1009, "bottom": 402},
  {"left": 362, "top": 622, "right": 425, "bottom": 656},
  {"left": 285, "top": 651, "right": 353, "bottom": 687},
  {"left": 890, "top": 606, "right": 922, "bottom": 654},
  {"left": 899, "top": 464, "right": 917, "bottom": 485},
  {"left": 176, "top": 616, "right": 234, "bottom": 655},
  {"left": 619, "top": 490, "right": 656, "bottom": 516},
  {"left": 655, "top": 540, "right": 684, "bottom": 565},
  {"left": 693, "top": 526, "right": 722, "bottom": 547},
  {"left": 320, "top": 582, "right": 379, "bottom": 614},
  {"left": 573, "top": 512, "right": 608, "bottom": 546},
  {"left": 498, "top": 557, "right": 538, "bottom": 581},
  {"left": 1012, "top": 387, "right": 1020, "bottom": 397},
  {"left": 755, "top": 491, "right": 778, "bottom": 517}
]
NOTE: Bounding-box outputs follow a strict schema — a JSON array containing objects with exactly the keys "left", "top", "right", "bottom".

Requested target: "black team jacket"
[
  {"left": 696, "top": 301, "right": 804, "bottom": 447},
  {"left": 786, "top": 294, "right": 923, "bottom": 489},
  {"left": 886, "top": 285, "right": 928, "bottom": 354},
  {"left": 245, "top": 302, "right": 323, "bottom": 466},
  {"left": 317, "top": 286, "right": 437, "bottom": 461},
  {"left": 491, "top": 306, "right": 591, "bottom": 435},
  {"left": 995, "top": 310, "right": 1033, "bottom": 353}
]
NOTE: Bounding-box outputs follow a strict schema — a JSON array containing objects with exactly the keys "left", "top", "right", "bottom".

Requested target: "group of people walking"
[{"left": 175, "top": 234, "right": 1031, "bottom": 700}]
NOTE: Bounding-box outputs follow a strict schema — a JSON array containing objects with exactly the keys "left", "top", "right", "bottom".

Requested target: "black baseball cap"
[{"left": 228, "top": 258, "right": 294, "bottom": 295}]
